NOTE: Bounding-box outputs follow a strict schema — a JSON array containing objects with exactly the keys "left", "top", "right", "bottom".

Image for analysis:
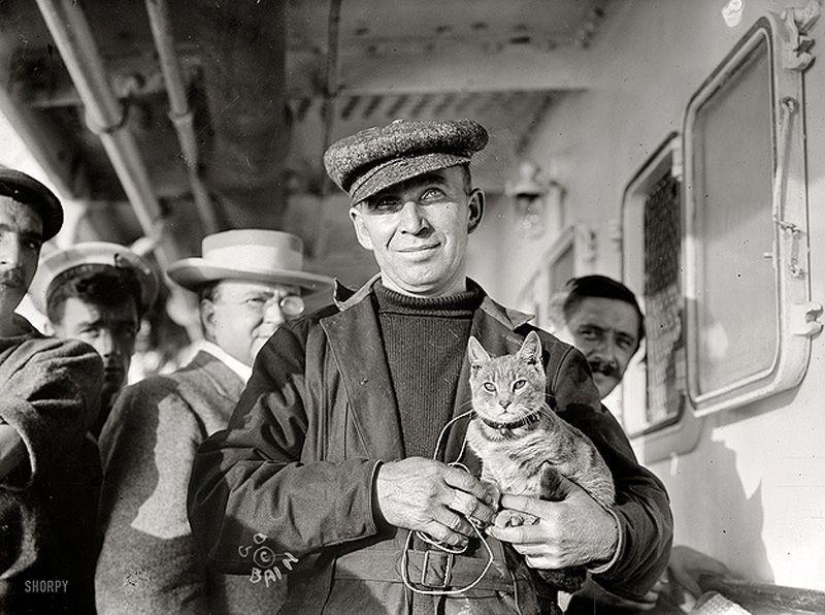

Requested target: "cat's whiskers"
[{"left": 536, "top": 404, "right": 559, "bottom": 421}]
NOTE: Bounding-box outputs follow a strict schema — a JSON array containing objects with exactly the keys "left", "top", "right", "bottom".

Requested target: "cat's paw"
[{"left": 495, "top": 510, "right": 540, "bottom": 528}]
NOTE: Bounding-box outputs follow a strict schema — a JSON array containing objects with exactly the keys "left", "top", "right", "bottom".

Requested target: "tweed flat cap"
[
  {"left": 0, "top": 165, "right": 63, "bottom": 240},
  {"left": 323, "top": 119, "right": 488, "bottom": 203}
]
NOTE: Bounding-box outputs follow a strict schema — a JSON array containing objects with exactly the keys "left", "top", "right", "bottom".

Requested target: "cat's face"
[{"left": 467, "top": 331, "right": 546, "bottom": 424}]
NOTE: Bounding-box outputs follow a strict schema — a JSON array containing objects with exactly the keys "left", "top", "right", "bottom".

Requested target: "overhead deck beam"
[{"left": 289, "top": 45, "right": 596, "bottom": 97}]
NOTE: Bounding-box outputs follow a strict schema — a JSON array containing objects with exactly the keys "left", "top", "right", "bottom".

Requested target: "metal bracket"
[
  {"left": 791, "top": 302, "right": 823, "bottom": 337},
  {"left": 775, "top": 218, "right": 805, "bottom": 278},
  {"left": 779, "top": 0, "right": 821, "bottom": 71}
]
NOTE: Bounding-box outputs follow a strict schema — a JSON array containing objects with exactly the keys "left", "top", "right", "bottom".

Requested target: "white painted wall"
[{"left": 469, "top": 0, "right": 825, "bottom": 591}]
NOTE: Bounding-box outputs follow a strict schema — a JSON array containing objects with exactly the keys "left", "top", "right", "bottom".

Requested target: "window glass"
[
  {"left": 690, "top": 37, "right": 777, "bottom": 395},
  {"left": 620, "top": 133, "right": 683, "bottom": 436},
  {"left": 643, "top": 173, "right": 685, "bottom": 425}
]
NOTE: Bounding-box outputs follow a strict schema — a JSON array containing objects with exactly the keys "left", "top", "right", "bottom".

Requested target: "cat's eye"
[
  {"left": 483, "top": 382, "right": 496, "bottom": 392},
  {"left": 513, "top": 379, "right": 527, "bottom": 391}
]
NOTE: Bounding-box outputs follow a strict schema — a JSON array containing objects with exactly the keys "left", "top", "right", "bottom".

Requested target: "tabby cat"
[{"left": 465, "top": 330, "right": 615, "bottom": 591}]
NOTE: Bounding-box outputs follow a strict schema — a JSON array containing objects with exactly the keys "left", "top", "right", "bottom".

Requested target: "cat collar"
[{"left": 479, "top": 410, "right": 542, "bottom": 431}]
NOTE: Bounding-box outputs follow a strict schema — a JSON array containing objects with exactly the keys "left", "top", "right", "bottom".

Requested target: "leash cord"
[{"left": 399, "top": 409, "right": 498, "bottom": 596}]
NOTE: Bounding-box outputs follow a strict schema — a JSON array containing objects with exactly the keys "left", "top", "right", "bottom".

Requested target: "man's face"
[
  {"left": 202, "top": 280, "right": 302, "bottom": 367},
  {"left": 349, "top": 166, "right": 483, "bottom": 298},
  {"left": 560, "top": 297, "right": 641, "bottom": 400},
  {"left": 0, "top": 197, "right": 43, "bottom": 320},
  {"left": 53, "top": 296, "right": 139, "bottom": 409}
]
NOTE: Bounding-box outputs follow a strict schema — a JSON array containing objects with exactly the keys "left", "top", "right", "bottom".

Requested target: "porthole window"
[
  {"left": 621, "top": 133, "right": 685, "bottom": 437},
  {"left": 683, "top": 16, "right": 819, "bottom": 416}
]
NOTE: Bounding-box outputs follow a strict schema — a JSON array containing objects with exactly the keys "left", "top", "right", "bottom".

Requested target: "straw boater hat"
[
  {"left": 0, "top": 165, "right": 63, "bottom": 240},
  {"left": 29, "top": 242, "right": 159, "bottom": 315},
  {"left": 166, "top": 229, "right": 334, "bottom": 294},
  {"left": 323, "top": 118, "right": 488, "bottom": 204}
]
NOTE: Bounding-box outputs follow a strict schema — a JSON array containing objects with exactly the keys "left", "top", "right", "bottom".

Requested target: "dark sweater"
[{"left": 373, "top": 282, "right": 484, "bottom": 460}]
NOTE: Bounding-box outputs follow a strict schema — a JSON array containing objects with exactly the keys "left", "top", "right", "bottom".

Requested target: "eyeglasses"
[{"left": 217, "top": 293, "right": 305, "bottom": 318}]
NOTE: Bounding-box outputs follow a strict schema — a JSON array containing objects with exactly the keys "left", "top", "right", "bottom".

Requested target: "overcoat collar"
[
  {"left": 186, "top": 350, "right": 246, "bottom": 403},
  {"left": 323, "top": 276, "right": 533, "bottom": 465}
]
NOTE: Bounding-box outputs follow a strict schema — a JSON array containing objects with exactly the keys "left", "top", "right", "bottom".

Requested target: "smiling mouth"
[{"left": 397, "top": 244, "right": 439, "bottom": 253}]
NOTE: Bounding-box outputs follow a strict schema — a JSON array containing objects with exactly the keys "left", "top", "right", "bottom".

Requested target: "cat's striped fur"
[{"left": 465, "top": 330, "right": 615, "bottom": 592}]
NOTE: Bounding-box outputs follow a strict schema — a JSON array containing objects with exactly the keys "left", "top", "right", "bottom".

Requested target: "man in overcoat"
[
  {"left": 0, "top": 166, "right": 103, "bottom": 613},
  {"left": 188, "top": 120, "right": 673, "bottom": 614},
  {"left": 95, "top": 229, "right": 333, "bottom": 615}
]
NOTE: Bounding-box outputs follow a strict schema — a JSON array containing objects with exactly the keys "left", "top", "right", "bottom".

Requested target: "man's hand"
[
  {"left": 375, "top": 457, "right": 497, "bottom": 548},
  {"left": 488, "top": 475, "right": 618, "bottom": 570},
  {"left": 668, "top": 545, "right": 730, "bottom": 597}
]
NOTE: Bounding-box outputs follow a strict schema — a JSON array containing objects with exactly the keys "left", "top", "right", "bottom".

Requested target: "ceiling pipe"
[
  {"left": 34, "top": 0, "right": 179, "bottom": 268},
  {"left": 320, "top": 0, "right": 343, "bottom": 197},
  {"left": 145, "top": 0, "right": 220, "bottom": 235},
  {"left": 311, "top": 0, "right": 343, "bottom": 261}
]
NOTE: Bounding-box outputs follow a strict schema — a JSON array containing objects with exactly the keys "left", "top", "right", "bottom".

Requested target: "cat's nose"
[{"left": 500, "top": 399, "right": 512, "bottom": 410}]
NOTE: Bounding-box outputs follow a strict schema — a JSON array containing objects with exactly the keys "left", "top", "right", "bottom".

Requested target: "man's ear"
[
  {"left": 349, "top": 206, "right": 374, "bottom": 251},
  {"left": 467, "top": 188, "right": 484, "bottom": 234},
  {"left": 43, "top": 320, "right": 55, "bottom": 336},
  {"left": 200, "top": 299, "right": 217, "bottom": 340}
]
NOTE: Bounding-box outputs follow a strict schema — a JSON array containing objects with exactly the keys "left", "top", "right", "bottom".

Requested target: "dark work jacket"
[
  {"left": 188, "top": 277, "right": 673, "bottom": 615},
  {"left": 0, "top": 317, "right": 103, "bottom": 614}
]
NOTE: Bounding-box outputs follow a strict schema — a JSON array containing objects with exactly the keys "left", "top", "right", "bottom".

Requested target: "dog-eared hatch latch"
[{"left": 791, "top": 303, "right": 824, "bottom": 337}]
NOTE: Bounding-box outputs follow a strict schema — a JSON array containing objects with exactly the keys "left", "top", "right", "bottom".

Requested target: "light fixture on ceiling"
[{"left": 505, "top": 160, "right": 564, "bottom": 237}]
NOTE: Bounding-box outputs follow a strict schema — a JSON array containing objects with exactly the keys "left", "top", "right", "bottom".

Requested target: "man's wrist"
[
  {"left": 588, "top": 507, "right": 623, "bottom": 575},
  {"left": 370, "top": 460, "right": 391, "bottom": 530}
]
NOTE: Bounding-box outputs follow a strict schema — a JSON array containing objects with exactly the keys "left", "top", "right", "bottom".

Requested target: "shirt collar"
[{"left": 199, "top": 340, "right": 253, "bottom": 384}]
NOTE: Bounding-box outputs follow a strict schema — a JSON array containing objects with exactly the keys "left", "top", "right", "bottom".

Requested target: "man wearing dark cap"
[
  {"left": 0, "top": 166, "right": 103, "bottom": 613},
  {"left": 188, "top": 120, "right": 672, "bottom": 615}
]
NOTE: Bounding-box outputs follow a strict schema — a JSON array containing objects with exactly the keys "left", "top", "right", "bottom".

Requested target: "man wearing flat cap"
[
  {"left": 96, "top": 229, "right": 333, "bottom": 615},
  {"left": 30, "top": 242, "right": 158, "bottom": 437},
  {"left": 0, "top": 166, "right": 103, "bottom": 613},
  {"left": 188, "top": 121, "right": 672, "bottom": 614}
]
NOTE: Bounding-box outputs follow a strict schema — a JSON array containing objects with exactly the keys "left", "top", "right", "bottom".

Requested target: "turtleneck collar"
[{"left": 373, "top": 280, "right": 484, "bottom": 317}]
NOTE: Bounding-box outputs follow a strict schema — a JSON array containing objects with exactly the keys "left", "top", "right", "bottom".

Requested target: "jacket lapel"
[
  {"left": 188, "top": 351, "right": 245, "bottom": 403},
  {"left": 323, "top": 279, "right": 534, "bottom": 465},
  {"left": 321, "top": 291, "right": 405, "bottom": 460}
]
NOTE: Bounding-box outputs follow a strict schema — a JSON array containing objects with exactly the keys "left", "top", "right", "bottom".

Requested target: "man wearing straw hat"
[
  {"left": 188, "top": 120, "right": 672, "bottom": 614},
  {"left": 29, "top": 242, "right": 158, "bottom": 437},
  {"left": 95, "top": 229, "right": 333, "bottom": 615},
  {"left": 0, "top": 166, "right": 103, "bottom": 613}
]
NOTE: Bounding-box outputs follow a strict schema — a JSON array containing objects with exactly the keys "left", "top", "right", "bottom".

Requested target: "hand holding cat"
[
  {"left": 487, "top": 475, "right": 619, "bottom": 570},
  {"left": 375, "top": 457, "right": 497, "bottom": 548}
]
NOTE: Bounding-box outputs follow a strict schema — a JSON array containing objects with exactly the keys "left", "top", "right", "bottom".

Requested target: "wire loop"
[{"left": 399, "top": 409, "right": 498, "bottom": 596}]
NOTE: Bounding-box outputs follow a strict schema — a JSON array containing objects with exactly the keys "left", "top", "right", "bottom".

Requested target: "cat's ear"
[
  {"left": 518, "top": 331, "right": 543, "bottom": 366},
  {"left": 467, "top": 336, "right": 491, "bottom": 367}
]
